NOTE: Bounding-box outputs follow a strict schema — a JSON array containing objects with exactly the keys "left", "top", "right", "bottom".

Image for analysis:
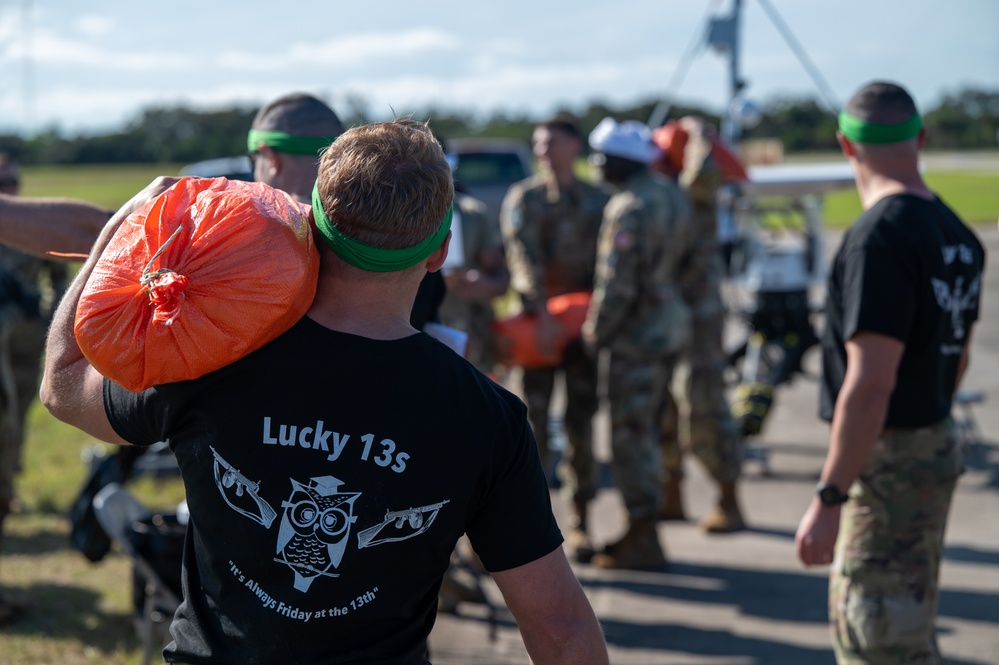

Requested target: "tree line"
[{"left": 0, "top": 87, "right": 995, "bottom": 165}]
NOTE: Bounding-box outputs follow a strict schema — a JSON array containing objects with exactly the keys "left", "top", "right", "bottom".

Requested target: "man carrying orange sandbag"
[
  {"left": 499, "top": 113, "right": 609, "bottom": 564},
  {"left": 41, "top": 118, "right": 608, "bottom": 665}
]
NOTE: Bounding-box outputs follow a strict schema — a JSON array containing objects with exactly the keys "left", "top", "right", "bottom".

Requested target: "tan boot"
[
  {"left": 658, "top": 477, "right": 686, "bottom": 521},
  {"left": 566, "top": 500, "right": 596, "bottom": 563},
  {"left": 592, "top": 517, "right": 667, "bottom": 571},
  {"left": 699, "top": 480, "right": 746, "bottom": 533}
]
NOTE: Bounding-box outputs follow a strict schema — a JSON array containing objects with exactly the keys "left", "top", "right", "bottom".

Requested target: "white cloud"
[
  {"left": 74, "top": 15, "right": 115, "bottom": 38},
  {"left": 1, "top": 0, "right": 995, "bottom": 134},
  {"left": 216, "top": 28, "right": 461, "bottom": 73}
]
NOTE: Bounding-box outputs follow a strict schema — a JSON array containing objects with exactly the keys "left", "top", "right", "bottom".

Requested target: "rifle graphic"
[
  {"left": 210, "top": 446, "right": 278, "bottom": 528},
  {"left": 356, "top": 500, "right": 450, "bottom": 549}
]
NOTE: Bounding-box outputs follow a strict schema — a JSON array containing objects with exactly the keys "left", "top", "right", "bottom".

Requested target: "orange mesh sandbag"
[
  {"left": 492, "top": 292, "right": 591, "bottom": 369},
  {"left": 75, "top": 177, "right": 319, "bottom": 392}
]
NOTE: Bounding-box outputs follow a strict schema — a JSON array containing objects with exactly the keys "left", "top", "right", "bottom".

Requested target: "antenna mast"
[{"left": 707, "top": 0, "right": 747, "bottom": 147}]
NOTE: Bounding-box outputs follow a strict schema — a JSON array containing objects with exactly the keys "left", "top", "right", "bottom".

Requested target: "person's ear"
[
  {"left": 916, "top": 127, "right": 927, "bottom": 150},
  {"left": 835, "top": 131, "right": 855, "bottom": 159},
  {"left": 425, "top": 231, "right": 451, "bottom": 273},
  {"left": 260, "top": 146, "right": 282, "bottom": 178}
]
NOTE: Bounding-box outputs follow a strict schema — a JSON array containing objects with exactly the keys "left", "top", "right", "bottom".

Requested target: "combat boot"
[
  {"left": 699, "top": 480, "right": 746, "bottom": 533},
  {"left": 658, "top": 477, "right": 687, "bottom": 521},
  {"left": 592, "top": 517, "right": 667, "bottom": 571},
  {"left": 566, "top": 500, "right": 596, "bottom": 564}
]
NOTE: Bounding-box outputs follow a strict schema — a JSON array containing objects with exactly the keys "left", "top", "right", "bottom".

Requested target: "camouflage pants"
[
  {"left": 661, "top": 311, "right": 741, "bottom": 482},
  {"left": 522, "top": 353, "right": 598, "bottom": 505},
  {"left": 830, "top": 419, "right": 962, "bottom": 665},
  {"left": 0, "top": 318, "right": 46, "bottom": 520},
  {"left": 607, "top": 354, "right": 676, "bottom": 519}
]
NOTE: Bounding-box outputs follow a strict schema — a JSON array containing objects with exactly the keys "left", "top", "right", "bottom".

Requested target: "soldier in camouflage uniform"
[
  {"left": 652, "top": 118, "right": 746, "bottom": 533},
  {"left": 438, "top": 191, "right": 509, "bottom": 374},
  {"left": 795, "top": 81, "right": 984, "bottom": 664},
  {"left": 500, "top": 113, "right": 609, "bottom": 562},
  {"left": 582, "top": 118, "right": 692, "bottom": 571},
  {"left": 0, "top": 154, "right": 69, "bottom": 623}
]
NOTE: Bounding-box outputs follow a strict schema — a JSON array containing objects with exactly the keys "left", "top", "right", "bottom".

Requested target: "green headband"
[
  {"left": 247, "top": 129, "right": 333, "bottom": 155},
  {"left": 311, "top": 181, "right": 452, "bottom": 272},
  {"left": 838, "top": 111, "right": 922, "bottom": 144}
]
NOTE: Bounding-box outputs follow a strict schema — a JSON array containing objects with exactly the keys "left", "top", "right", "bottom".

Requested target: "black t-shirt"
[
  {"left": 820, "top": 194, "right": 985, "bottom": 427},
  {"left": 104, "top": 317, "right": 562, "bottom": 665},
  {"left": 411, "top": 271, "right": 446, "bottom": 330}
]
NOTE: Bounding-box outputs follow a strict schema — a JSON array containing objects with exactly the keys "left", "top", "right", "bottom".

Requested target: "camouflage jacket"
[
  {"left": 438, "top": 194, "right": 505, "bottom": 357},
  {"left": 500, "top": 172, "right": 609, "bottom": 312},
  {"left": 674, "top": 129, "right": 725, "bottom": 317},
  {"left": 583, "top": 169, "right": 692, "bottom": 360}
]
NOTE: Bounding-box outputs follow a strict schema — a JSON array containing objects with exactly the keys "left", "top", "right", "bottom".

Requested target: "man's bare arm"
[
  {"left": 820, "top": 331, "right": 904, "bottom": 492},
  {"left": 492, "top": 548, "right": 608, "bottom": 665},
  {"left": 796, "top": 331, "right": 904, "bottom": 566},
  {"left": 0, "top": 194, "right": 111, "bottom": 259},
  {"left": 40, "top": 177, "right": 179, "bottom": 443}
]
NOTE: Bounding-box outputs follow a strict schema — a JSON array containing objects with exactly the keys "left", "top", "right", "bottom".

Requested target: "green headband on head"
[
  {"left": 838, "top": 111, "right": 923, "bottom": 144},
  {"left": 311, "top": 181, "right": 452, "bottom": 272},
  {"left": 247, "top": 129, "right": 333, "bottom": 155}
]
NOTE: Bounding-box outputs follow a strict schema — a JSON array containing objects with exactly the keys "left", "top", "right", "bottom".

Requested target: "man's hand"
[
  {"left": 443, "top": 268, "right": 483, "bottom": 300},
  {"left": 795, "top": 498, "right": 841, "bottom": 566},
  {"left": 117, "top": 176, "right": 180, "bottom": 222},
  {"left": 442, "top": 247, "right": 510, "bottom": 303},
  {"left": 535, "top": 309, "right": 563, "bottom": 363},
  {"left": 795, "top": 332, "right": 903, "bottom": 568}
]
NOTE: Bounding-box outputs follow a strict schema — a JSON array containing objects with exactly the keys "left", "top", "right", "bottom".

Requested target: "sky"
[{"left": 0, "top": 0, "right": 996, "bottom": 136}]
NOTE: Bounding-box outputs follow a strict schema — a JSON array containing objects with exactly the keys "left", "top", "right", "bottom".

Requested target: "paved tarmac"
[{"left": 427, "top": 223, "right": 999, "bottom": 665}]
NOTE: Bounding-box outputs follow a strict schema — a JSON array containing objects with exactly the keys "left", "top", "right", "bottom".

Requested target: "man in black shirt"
[
  {"left": 795, "top": 82, "right": 985, "bottom": 664},
  {"left": 41, "top": 119, "right": 608, "bottom": 664}
]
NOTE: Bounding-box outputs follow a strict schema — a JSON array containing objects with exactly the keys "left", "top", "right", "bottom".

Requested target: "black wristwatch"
[{"left": 816, "top": 482, "right": 849, "bottom": 507}]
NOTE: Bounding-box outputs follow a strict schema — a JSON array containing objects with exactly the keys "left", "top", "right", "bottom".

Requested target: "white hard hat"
[{"left": 588, "top": 117, "right": 661, "bottom": 164}]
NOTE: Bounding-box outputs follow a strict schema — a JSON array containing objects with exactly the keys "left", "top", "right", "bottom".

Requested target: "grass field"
[
  {"left": 1, "top": 157, "right": 996, "bottom": 663},
  {"left": 19, "top": 164, "right": 186, "bottom": 212},
  {"left": 19, "top": 159, "right": 999, "bottom": 228},
  {"left": 823, "top": 170, "right": 999, "bottom": 228},
  {"left": 3, "top": 403, "right": 185, "bottom": 665}
]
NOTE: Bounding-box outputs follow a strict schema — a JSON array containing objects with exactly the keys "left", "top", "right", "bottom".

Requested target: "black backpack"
[{"left": 67, "top": 453, "right": 123, "bottom": 562}]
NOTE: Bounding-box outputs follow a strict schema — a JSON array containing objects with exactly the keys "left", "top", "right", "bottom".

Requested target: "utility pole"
[{"left": 707, "top": 0, "right": 746, "bottom": 148}]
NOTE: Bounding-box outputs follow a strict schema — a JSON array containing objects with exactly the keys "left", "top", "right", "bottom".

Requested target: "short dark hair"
[
  {"left": 844, "top": 81, "right": 919, "bottom": 125},
  {"left": 315, "top": 118, "right": 454, "bottom": 251},
  {"left": 538, "top": 112, "right": 582, "bottom": 140},
  {"left": 252, "top": 93, "right": 346, "bottom": 138}
]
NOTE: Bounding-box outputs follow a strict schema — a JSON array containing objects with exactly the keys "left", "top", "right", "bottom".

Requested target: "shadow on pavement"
[
  {"left": 583, "top": 560, "right": 999, "bottom": 627},
  {"left": 938, "top": 587, "right": 999, "bottom": 624},
  {"left": 600, "top": 619, "right": 836, "bottom": 663},
  {"left": 943, "top": 543, "right": 999, "bottom": 567},
  {"left": 583, "top": 561, "right": 829, "bottom": 624}
]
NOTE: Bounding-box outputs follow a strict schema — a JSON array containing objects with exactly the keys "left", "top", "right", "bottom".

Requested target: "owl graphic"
[{"left": 275, "top": 476, "right": 360, "bottom": 592}]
